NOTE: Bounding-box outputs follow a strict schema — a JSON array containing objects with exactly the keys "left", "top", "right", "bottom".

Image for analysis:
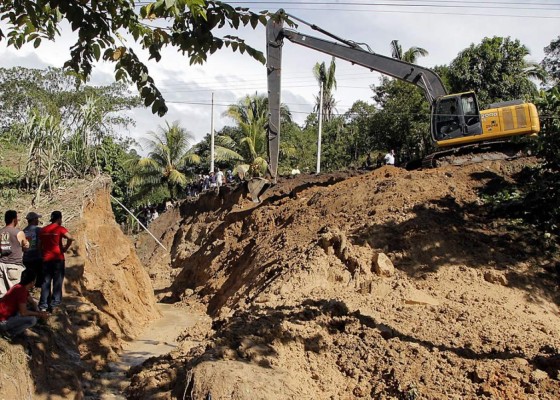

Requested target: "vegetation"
[
  {"left": 447, "top": 37, "right": 543, "bottom": 106},
  {"left": 542, "top": 36, "right": 560, "bottom": 87},
  {"left": 0, "top": 67, "right": 140, "bottom": 204},
  {"left": 390, "top": 40, "right": 428, "bottom": 63},
  {"left": 224, "top": 93, "right": 292, "bottom": 176},
  {"left": 0, "top": 0, "right": 269, "bottom": 115},
  {"left": 313, "top": 58, "right": 338, "bottom": 122},
  {"left": 130, "top": 121, "right": 200, "bottom": 202}
]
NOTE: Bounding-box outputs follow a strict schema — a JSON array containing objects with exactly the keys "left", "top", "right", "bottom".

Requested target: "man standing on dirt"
[
  {"left": 23, "top": 212, "right": 43, "bottom": 290},
  {"left": 384, "top": 150, "right": 395, "bottom": 166},
  {"left": 0, "top": 270, "right": 48, "bottom": 338},
  {"left": 216, "top": 168, "right": 224, "bottom": 189},
  {"left": 0, "top": 210, "right": 29, "bottom": 298},
  {"left": 39, "top": 211, "right": 74, "bottom": 312}
]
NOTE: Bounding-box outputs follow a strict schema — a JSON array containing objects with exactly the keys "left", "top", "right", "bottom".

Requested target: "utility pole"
[
  {"left": 316, "top": 81, "right": 324, "bottom": 174},
  {"left": 210, "top": 92, "right": 215, "bottom": 173}
]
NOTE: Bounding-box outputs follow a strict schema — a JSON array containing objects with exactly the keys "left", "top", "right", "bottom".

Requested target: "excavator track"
[{"left": 419, "top": 140, "right": 528, "bottom": 169}]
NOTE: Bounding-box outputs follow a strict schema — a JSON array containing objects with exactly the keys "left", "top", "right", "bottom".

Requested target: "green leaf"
[
  {"left": 33, "top": 37, "right": 41, "bottom": 48},
  {"left": 92, "top": 43, "right": 101, "bottom": 61}
]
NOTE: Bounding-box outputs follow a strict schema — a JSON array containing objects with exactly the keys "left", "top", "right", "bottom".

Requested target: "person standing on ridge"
[
  {"left": 216, "top": 168, "right": 224, "bottom": 189},
  {"left": 39, "top": 211, "right": 74, "bottom": 312},
  {"left": 0, "top": 210, "right": 29, "bottom": 298},
  {"left": 384, "top": 149, "right": 396, "bottom": 166},
  {"left": 23, "top": 212, "right": 43, "bottom": 290}
]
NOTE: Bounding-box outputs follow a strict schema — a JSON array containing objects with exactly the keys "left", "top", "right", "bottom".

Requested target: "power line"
[
  {"left": 154, "top": 71, "right": 381, "bottom": 90},
  {"left": 133, "top": 0, "right": 560, "bottom": 19},
  {"left": 228, "top": 1, "right": 560, "bottom": 11}
]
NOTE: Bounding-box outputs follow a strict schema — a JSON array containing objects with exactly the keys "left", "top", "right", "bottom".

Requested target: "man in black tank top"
[{"left": 0, "top": 210, "right": 29, "bottom": 297}]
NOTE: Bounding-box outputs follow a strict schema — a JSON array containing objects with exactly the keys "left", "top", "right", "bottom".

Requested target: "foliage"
[
  {"left": 0, "top": 67, "right": 140, "bottom": 134},
  {"left": 342, "top": 100, "right": 379, "bottom": 163},
  {"left": 190, "top": 130, "right": 243, "bottom": 173},
  {"left": 320, "top": 116, "right": 352, "bottom": 171},
  {"left": 447, "top": 37, "right": 541, "bottom": 107},
  {"left": 130, "top": 121, "right": 200, "bottom": 201},
  {"left": 371, "top": 77, "right": 431, "bottom": 161},
  {"left": 313, "top": 57, "right": 337, "bottom": 122},
  {"left": 18, "top": 112, "right": 67, "bottom": 203},
  {"left": 390, "top": 40, "right": 428, "bottom": 63},
  {"left": 526, "top": 87, "right": 560, "bottom": 234},
  {"left": 0, "top": 166, "right": 18, "bottom": 186},
  {"left": 0, "top": 67, "right": 140, "bottom": 203},
  {"left": 278, "top": 121, "right": 316, "bottom": 175},
  {"left": 0, "top": 0, "right": 269, "bottom": 115},
  {"left": 97, "top": 136, "right": 139, "bottom": 222},
  {"left": 542, "top": 36, "right": 560, "bottom": 87},
  {"left": 224, "top": 93, "right": 291, "bottom": 176}
]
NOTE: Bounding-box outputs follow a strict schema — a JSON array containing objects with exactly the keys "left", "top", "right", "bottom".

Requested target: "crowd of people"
[
  {"left": 0, "top": 210, "right": 73, "bottom": 339},
  {"left": 186, "top": 168, "right": 236, "bottom": 197}
]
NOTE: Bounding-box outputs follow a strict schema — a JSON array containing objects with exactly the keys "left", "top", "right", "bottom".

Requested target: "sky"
[{"left": 0, "top": 0, "right": 559, "bottom": 150}]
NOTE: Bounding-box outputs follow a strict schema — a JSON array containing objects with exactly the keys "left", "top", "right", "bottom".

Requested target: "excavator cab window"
[
  {"left": 461, "top": 93, "right": 482, "bottom": 136},
  {"left": 434, "top": 97, "right": 462, "bottom": 140},
  {"left": 433, "top": 93, "right": 482, "bottom": 141}
]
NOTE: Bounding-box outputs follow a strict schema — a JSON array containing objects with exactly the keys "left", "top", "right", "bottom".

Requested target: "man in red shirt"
[
  {"left": 39, "top": 211, "right": 74, "bottom": 312},
  {"left": 0, "top": 271, "right": 48, "bottom": 338}
]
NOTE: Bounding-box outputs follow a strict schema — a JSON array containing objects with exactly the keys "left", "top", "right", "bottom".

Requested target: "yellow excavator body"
[{"left": 436, "top": 102, "right": 540, "bottom": 148}]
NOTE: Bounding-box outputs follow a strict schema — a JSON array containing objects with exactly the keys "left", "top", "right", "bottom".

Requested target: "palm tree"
[
  {"left": 130, "top": 121, "right": 200, "bottom": 199},
  {"left": 390, "top": 40, "right": 429, "bottom": 63},
  {"left": 313, "top": 57, "right": 337, "bottom": 122},
  {"left": 225, "top": 93, "right": 291, "bottom": 175}
]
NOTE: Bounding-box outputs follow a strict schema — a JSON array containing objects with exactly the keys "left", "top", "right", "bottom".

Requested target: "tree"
[
  {"left": 447, "top": 37, "right": 540, "bottom": 106},
  {"left": 1, "top": 67, "right": 141, "bottom": 182},
  {"left": 343, "top": 100, "right": 378, "bottom": 163},
  {"left": 224, "top": 93, "right": 291, "bottom": 175},
  {"left": 542, "top": 36, "right": 560, "bottom": 87},
  {"left": 525, "top": 87, "right": 560, "bottom": 234},
  {"left": 313, "top": 57, "right": 337, "bottom": 122},
  {"left": 130, "top": 121, "right": 200, "bottom": 201},
  {"left": 0, "top": 1, "right": 270, "bottom": 115},
  {"left": 278, "top": 121, "right": 316, "bottom": 175},
  {"left": 371, "top": 75, "right": 431, "bottom": 161},
  {"left": 190, "top": 130, "right": 244, "bottom": 173},
  {"left": 390, "top": 40, "right": 428, "bottom": 63},
  {"left": 18, "top": 112, "right": 66, "bottom": 203}
]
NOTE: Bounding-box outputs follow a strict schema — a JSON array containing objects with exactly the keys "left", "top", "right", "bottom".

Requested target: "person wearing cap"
[
  {"left": 23, "top": 212, "right": 43, "bottom": 289},
  {"left": 38, "top": 211, "right": 74, "bottom": 312},
  {"left": 0, "top": 210, "right": 29, "bottom": 298}
]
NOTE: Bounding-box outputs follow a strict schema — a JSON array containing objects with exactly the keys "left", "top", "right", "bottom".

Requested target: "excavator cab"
[{"left": 432, "top": 92, "right": 482, "bottom": 143}]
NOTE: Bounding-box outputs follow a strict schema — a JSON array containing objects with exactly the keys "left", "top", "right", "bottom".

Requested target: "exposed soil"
[
  {"left": 0, "top": 176, "right": 159, "bottom": 399},
  {"left": 130, "top": 159, "right": 560, "bottom": 399}
]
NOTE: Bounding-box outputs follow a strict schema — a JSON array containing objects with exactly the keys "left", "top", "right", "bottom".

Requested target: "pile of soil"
[
  {"left": 130, "top": 159, "right": 560, "bottom": 399},
  {"left": 0, "top": 176, "right": 159, "bottom": 399}
]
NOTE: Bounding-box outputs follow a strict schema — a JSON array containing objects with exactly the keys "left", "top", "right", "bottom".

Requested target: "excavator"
[{"left": 248, "top": 10, "right": 540, "bottom": 199}]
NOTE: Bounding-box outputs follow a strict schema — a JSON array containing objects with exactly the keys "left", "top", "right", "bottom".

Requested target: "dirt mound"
[
  {"left": 0, "top": 176, "right": 159, "bottom": 399},
  {"left": 128, "top": 160, "right": 560, "bottom": 399}
]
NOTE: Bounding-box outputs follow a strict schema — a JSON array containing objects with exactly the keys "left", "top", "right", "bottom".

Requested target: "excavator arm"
[{"left": 266, "top": 12, "right": 447, "bottom": 182}]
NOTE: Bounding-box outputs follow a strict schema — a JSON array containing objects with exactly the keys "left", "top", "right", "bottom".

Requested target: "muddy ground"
[
  {"left": 132, "top": 159, "right": 560, "bottom": 399},
  {"left": 1, "top": 159, "right": 559, "bottom": 399}
]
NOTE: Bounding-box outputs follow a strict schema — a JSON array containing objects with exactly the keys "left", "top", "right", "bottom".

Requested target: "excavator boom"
[
  {"left": 265, "top": 10, "right": 539, "bottom": 185},
  {"left": 266, "top": 12, "right": 447, "bottom": 182}
]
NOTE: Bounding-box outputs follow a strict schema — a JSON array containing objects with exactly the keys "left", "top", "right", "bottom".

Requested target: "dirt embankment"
[
  {"left": 130, "top": 160, "right": 560, "bottom": 399},
  {"left": 0, "top": 176, "right": 159, "bottom": 399}
]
